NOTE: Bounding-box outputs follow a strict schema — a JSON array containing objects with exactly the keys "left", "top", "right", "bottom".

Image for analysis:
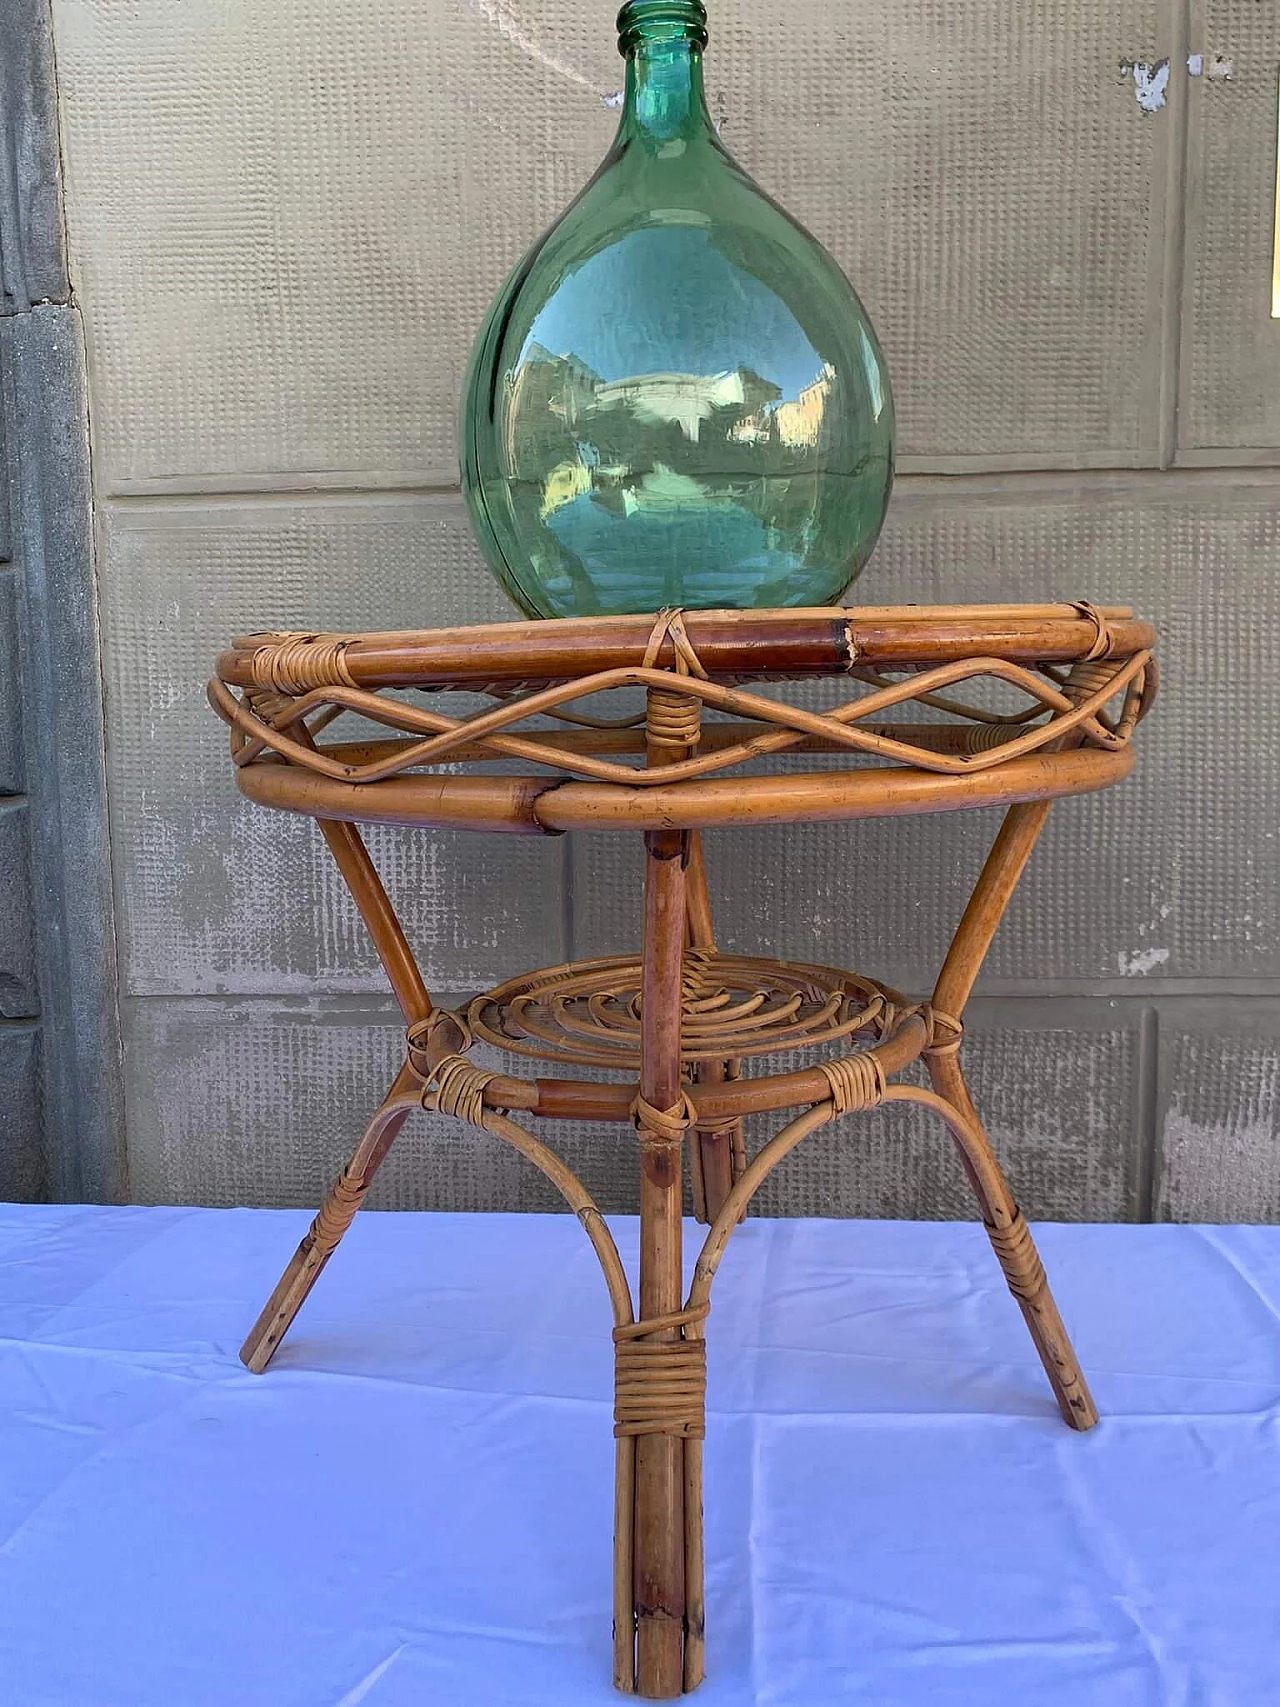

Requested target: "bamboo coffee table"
[{"left": 210, "top": 601, "right": 1156, "bottom": 1698}]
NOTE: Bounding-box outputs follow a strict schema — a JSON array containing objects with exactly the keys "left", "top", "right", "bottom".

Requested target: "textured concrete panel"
[
  {"left": 1155, "top": 1002, "right": 1280, "bottom": 1222},
  {"left": 49, "top": 0, "right": 614, "bottom": 494},
  {"left": 0, "top": 800, "right": 36, "bottom": 1017},
  {"left": 750, "top": 998, "right": 1143, "bottom": 1222},
  {"left": 99, "top": 498, "right": 563, "bottom": 996},
  {"left": 1179, "top": 2, "right": 1280, "bottom": 455},
  {"left": 51, "top": 0, "right": 1171, "bottom": 491},
  {"left": 0, "top": 573, "right": 21, "bottom": 794},
  {"left": 726, "top": 2, "right": 1172, "bottom": 472},
  {"left": 122, "top": 996, "right": 640, "bottom": 1213},
  {"left": 575, "top": 473, "right": 1280, "bottom": 989},
  {"left": 0, "top": 1026, "right": 44, "bottom": 1200},
  {"left": 122, "top": 993, "right": 1140, "bottom": 1219}
]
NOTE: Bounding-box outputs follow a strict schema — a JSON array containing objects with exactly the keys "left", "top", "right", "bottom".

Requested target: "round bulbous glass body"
[{"left": 461, "top": 1, "right": 894, "bottom": 619}]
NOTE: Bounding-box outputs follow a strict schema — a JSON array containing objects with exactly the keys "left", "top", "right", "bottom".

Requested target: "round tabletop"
[{"left": 208, "top": 601, "right": 1157, "bottom": 834}]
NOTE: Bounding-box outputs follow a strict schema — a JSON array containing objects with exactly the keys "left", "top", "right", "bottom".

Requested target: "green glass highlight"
[{"left": 461, "top": 0, "right": 894, "bottom": 619}]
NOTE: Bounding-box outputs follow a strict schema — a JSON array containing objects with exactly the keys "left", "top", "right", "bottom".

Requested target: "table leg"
[
  {"left": 928, "top": 793, "right": 1098, "bottom": 1430},
  {"left": 632, "top": 825, "right": 690, "bottom": 1697},
  {"left": 685, "top": 832, "right": 740, "bottom": 1226},
  {"left": 240, "top": 1070, "right": 416, "bottom": 1373},
  {"left": 926, "top": 1052, "right": 1098, "bottom": 1430},
  {"left": 241, "top": 816, "right": 435, "bottom": 1374}
]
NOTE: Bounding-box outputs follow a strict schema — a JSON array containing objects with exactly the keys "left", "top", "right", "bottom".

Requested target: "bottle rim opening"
[{"left": 616, "top": 1, "right": 709, "bottom": 57}]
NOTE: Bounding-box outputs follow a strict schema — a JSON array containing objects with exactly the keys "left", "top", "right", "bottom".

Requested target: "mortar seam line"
[
  {"left": 1157, "top": 0, "right": 1193, "bottom": 468},
  {"left": 1136, "top": 1005, "right": 1160, "bottom": 1222}
]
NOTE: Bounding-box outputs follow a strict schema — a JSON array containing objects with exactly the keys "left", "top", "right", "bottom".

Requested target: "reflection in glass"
[{"left": 461, "top": 2, "right": 894, "bottom": 618}]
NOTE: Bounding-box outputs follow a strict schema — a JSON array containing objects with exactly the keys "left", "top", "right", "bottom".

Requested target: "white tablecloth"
[{"left": 2, "top": 1205, "right": 1278, "bottom": 1705}]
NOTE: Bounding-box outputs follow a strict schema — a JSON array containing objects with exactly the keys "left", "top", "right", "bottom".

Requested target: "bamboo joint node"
[
  {"left": 1069, "top": 600, "right": 1114, "bottom": 662},
  {"left": 817, "top": 1051, "right": 886, "bottom": 1114},
  {"left": 406, "top": 1009, "right": 474, "bottom": 1077},
  {"left": 924, "top": 1007, "right": 965, "bottom": 1058},
  {"left": 643, "top": 606, "right": 708, "bottom": 750},
  {"left": 613, "top": 1303, "right": 710, "bottom": 1439},
  {"left": 645, "top": 686, "right": 702, "bottom": 749},
  {"left": 640, "top": 606, "right": 710, "bottom": 679},
  {"left": 691, "top": 1110, "right": 741, "bottom": 1136},
  {"left": 986, "top": 1210, "right": 1047, "bottom": 1302},
  {"left": 630, "top": 1089, "right": 698, "bottom": 1149},
  {"left": 248, "top": 631, "right": 359, "bottom": 696},
  {"left": 423, "top": 1054, "right": 498, "bottom": 1127},
  {"left": 311, "top": 1166, "right": 369, "bottom": 1252}
]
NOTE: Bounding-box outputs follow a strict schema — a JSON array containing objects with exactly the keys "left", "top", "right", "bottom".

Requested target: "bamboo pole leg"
[
  {"left": 614, "top": 1435, "right": 638, "bottom": 1692},
  {"left": 238, "top": 811, "right": 436, "bottom": 1374},
  {"left": 925, "top": 1053, "right": 1098, "bottom": 1431},
  {"left": 682, "top": 1434, "right": 705, "bottom": 1693},
  {"left": 316, "top": 817, "right": 432, "bottom": 1025},
  {"left": 632, "top": 824, "right": 689, "bottom": 1699},
  {"left": 991, "top": 1215, "right": 1099, "bottom": 1433},
  {"left": 926, "top": 792, "right": 1097, "bottom": 1430},
  {"left": 685, "top": 831, "right": 740, "bottom": 1225},
  {"left": 239, "top": 1079, "right": 414, "bottom": 1374},
  {"left": 932, "top": 800, "right": 1053, "bottom": 1024}
]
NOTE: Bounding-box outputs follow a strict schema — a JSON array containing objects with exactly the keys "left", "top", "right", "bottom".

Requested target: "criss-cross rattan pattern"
[{"left": 211, "top": 623, "right": 1154, "bottom": 792}]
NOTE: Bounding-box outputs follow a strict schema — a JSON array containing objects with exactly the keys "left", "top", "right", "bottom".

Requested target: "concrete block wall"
[
  {"left": 45, "top": 0, "right": 1280, "bottom": 1218},
  {"left": 0, "top": 0, "right": 47, "bottom": 1200},
  {"left": 1, "top": 0, "right": 123, "bottom": 1202}
]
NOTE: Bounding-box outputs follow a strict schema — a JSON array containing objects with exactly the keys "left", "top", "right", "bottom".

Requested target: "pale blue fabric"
[{"left": 1, "top": 1207, "right": 1277, "bottom": 1705}]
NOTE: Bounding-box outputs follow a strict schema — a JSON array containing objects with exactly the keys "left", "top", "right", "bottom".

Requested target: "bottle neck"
[{"left": 619, "top": 38, "right": 713, "bottom": 144}]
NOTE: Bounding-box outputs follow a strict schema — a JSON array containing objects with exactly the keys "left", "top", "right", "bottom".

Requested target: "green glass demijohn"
[{"left": 460, "top": 1, "right": 894, "bottom": 619}]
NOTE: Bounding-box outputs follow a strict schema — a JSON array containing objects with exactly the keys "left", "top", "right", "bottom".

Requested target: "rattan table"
[{"left": 209, "top": 601, "right": 1157, "bottom": 1699}]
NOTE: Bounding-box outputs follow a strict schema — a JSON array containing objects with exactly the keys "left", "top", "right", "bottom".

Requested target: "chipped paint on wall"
[
  {"left": 1118, "top": 945, "right": 1171, "bottom": 976},
  {"left": 1120, "top": 58, "right": 1171, "bottom": 113},
  {"left": 1187, "top": 51, "right": 1234, "bottom": 82}
]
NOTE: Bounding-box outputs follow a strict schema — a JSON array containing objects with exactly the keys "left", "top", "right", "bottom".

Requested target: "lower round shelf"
[{"left": 467, "top": 949, "right": 904, "bottom": 1073}]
